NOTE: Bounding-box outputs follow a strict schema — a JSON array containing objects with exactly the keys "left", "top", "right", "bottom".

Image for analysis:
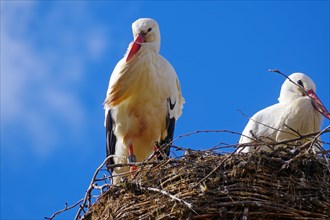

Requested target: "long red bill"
[
  {"left": 126, "top": 33, "right": 145, "bottom": 62},
  {"left": 307, "top": 90, "right": 330, "bottom": 120}
]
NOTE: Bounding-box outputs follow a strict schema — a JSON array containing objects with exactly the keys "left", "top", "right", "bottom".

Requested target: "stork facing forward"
[
  {"left": 238, "top": 72, "right": 330, "bottom": 153},
  {"left": 104, "top": 18, "right": 184, "bottom": 184}
]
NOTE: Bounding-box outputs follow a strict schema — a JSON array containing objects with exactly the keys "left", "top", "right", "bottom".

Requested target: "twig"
[
  {"left": 268, "top": 129, "right": 329, "bottom": 147},
  {"left": 242, "top": 207, "right": 249, "bottom": 220},
  {"left": 74, "top": 155, "right": 115, "bottom": 220},
  {"left": 240, "top": 129, "right": 329, "bottom": 152},
  {"left": 311, "top": 126, "right": 330, "bottom": 146},
  {"left": 107, "top": 160, "right": 161, "bottom": 169},
  {"left": 237, "top": 109, "right": 297, "bottom": 138},
  {"left": 268, "top": 69, "right": 305, "bottom": 94},
  {"left": 174, "top": 129, "right": 244, "bottom": 141},
  {"left": 283, "top": 123, "right": 302, "bottom": 137},
  {"left": 140, "top": 186, "right": 196, "bottom": 212},
  {"left": 45, "top": 199, "right": 83, "bottom": 220}
]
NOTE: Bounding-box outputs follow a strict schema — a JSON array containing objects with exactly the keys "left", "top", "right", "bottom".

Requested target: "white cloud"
[{"left": 0, "top": 1, "right": 110, "bottom": 160}]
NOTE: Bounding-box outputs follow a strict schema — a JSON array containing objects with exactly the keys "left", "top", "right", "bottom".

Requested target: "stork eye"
[
  {"left": 297, "top": 80, "right": 304, "bottom": 88},
  {"left": 147, "top": 28, "right": 152, "bottom": 32}
]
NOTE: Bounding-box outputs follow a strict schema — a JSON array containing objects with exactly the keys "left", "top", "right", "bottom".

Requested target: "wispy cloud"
[{"left": 1, "top": 1, "right": 110, "bottom": 160}]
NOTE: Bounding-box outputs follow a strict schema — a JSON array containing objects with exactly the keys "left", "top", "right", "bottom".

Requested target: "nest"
[{"left": 82, "top": 147, "right": 330, "bottom": 220}]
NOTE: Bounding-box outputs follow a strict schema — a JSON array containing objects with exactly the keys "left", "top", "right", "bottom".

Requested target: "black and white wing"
[{"left": 105, "top": 109, "right": 117, "bottom": 173}]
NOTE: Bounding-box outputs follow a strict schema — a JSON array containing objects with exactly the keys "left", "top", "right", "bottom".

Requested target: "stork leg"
[
  {"left": 153, "top": 145, "right": 160, "bottom": 159},
  {"left": 128, "top": 144, "right": 137, "bottom": 172},
  {"left": 153, "top": 145, "right": 158, "bottom": 152}
]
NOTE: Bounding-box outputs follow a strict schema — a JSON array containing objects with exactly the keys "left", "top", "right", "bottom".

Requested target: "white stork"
[
  {"left": 104, "top": 18, "right": 184, "bottom": 184},
  {"left": 238, "top": 72, "right": 330, "bottom": 153}
]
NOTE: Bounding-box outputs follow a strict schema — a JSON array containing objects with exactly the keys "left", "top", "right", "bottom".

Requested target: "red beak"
[
  {"left": 126, "top": 33, "right": 145, "bottom": 62},
  {"left": 307, "top": 90, "right": 330, "bottom": 120}
]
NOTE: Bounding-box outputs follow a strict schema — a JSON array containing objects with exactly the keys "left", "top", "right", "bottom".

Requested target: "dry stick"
[
  {"left": 171, "top": 129, "right": 253, "bottom": 155},
  {"left": 283, "top": 123, "right": 303, "bottom": 137},
  {"left": 267, "top": 129, "right": 330, "bottom": 147},
  {"left": 108, "top": 160, "right": 161, "bottom": 169},
  {"left": 249, "top": 131, "right": 274, "bottom": 151},
  {"left": 175, "top": 129, "right": 244, "bottom": 141},
  {"left": 207, "top": 143, "right": 238, "bottom": 152},
  {"left": 239, "top": 129, "right": 329, "bottom": 150},
  {"left": 45, "top": 199, "right": 84, "bottom": 220},
  {"left": 268, "top": 69, "right": 305, "bottom": 94},
  {"left": 47, "top": 155, "right": 120, "bottom": 220},
  {"left": 140, "top": 186, "right": 196, "bottom": 212},
  {"left": 310, "top": 126, "right": 330, "bottom": 147},
  {"left": 237, "top": 109, "right": 297, "bottom": 138},
  {"left": 92, "top": 183, "right": 111, "bottom": 194},
  {"left": 242, "top": 207, "right": 249, "bottom": 220},
  {"left": 74, "top": 155, "right": 115, "bottom": 220}
]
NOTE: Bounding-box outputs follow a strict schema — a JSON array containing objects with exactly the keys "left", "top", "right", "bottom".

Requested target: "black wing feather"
[
  {"left": 157, "top": 98, "right": 176, "bottom": 159},
  {"left": 106, "top": 109, "right": 117, "bottom": 173}
]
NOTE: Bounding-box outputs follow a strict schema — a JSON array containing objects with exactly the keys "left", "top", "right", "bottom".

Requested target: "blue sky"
[{"left": 1, "top": 1, "right": 329, "bottom": 219}]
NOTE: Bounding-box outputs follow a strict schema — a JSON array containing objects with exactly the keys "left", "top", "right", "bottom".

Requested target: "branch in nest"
[
  {"left": 237, "top": 109, "right": 299, "bottom": 139},
  {"left": 140, "top": 186, "right": 195, "bottom": 212},
  {"left": 74, "top": 155, "right": 115, "bottom": 220},
  {"left": 267, "top": 128, "right": 329, "bottom": 147},
  {"left": 310, "top": 126, "right": 330, "bottom": 149},
  {"left": 45, "top": 199, "right": 83, "bottom": 220}
]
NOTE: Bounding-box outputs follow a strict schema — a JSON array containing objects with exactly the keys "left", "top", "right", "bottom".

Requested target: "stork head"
[
  {"left": 126, "top": 18, "right": 161, "bottom": 62},
  {"left": 278, "top": 72, "right": 330, "bottom": 120}
]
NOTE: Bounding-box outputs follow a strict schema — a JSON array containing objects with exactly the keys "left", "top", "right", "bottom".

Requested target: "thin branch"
[
  {"left": 140, "top": 186, "right": 196, "bottom": 212},
  {"left": 174, "top": 129, "right": 244, "bottom": 141},
  {"left": 74, "top": 155, "right": 115, "bottom": 220},
  {"left": 267, "top": 128, "right": 329, "bottom": 147},
  {"left": 283, "top": 123, "right": 302, "bottom": 137},
  {"left": 107, "top": 160, "right": 160, "bottom": 169},
  {"left": 268, "top": 69, "right": 306, "bottom": 95},
  {"left": 237, "top": 109, "right": 297, "bottom": 138},
  {"left": 45, "top": 199, "right": 83, "bottom": 220},
  {"left": 309, "top": 126, "right": 330, "bottom": 154}
]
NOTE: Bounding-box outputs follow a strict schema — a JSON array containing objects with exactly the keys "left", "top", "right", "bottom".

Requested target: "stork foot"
[
  {"left": 153, "top": 145, "right": 159, "bottom": 160},
  {"left": 130, "top": 165, "right": 137, "bottom": 172}
]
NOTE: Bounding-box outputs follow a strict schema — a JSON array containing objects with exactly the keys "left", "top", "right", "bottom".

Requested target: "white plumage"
[
  {"left": 238, "top": 72, "right": 329, "bottom": 153},
  {"left": 104, "top": 18, "right": 184, "bottom": 184}
]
